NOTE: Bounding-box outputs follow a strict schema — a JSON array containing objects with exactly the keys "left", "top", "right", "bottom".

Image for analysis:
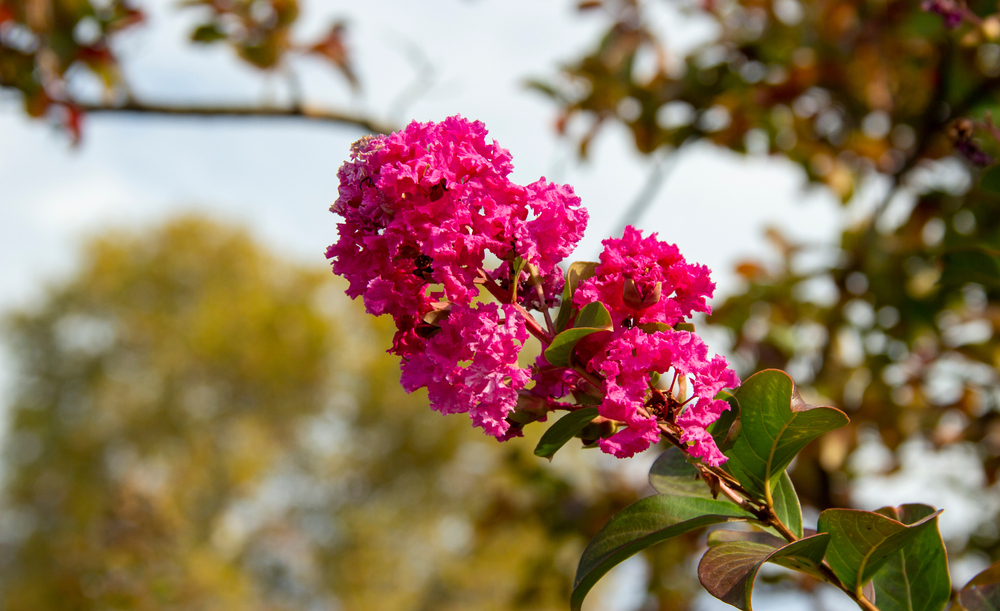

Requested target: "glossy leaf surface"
[
  {"left": 769, "top": 471, "right": 803, "bottom": 540},
  {"left": 533, "top": 408, "right": 600, "bottom": 460},
  {"left": 543, "top": 301, "right": 612, "bottom": 367},
  {"left": 819, "top": 508, "right": 943, "bottom": 596},
  {"left": 725, "top": 370, "right": 849, "bottom": 499},
  {"left": 554, "top": 261, "right": 599, "bottom": 332},
  {"left": 572, "top": 495, "right": 752, "bottom": 611},
  {"left": 871, "top": 504, "right": 949, "bottom": 611},
  {"left": 647, "top": 447, "right": 714, "bottom": 499}
]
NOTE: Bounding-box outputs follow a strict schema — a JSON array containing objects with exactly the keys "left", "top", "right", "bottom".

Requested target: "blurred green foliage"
[{"left": 0, "top": 218, "right": 659, "bottom": 611}]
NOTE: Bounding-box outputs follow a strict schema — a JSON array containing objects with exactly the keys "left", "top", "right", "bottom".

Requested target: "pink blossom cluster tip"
[{"left": 327, "top": 116, "right": 587, "bottom": 438}]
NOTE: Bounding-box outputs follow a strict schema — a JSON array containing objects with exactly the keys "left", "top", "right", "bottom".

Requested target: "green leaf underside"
[
  {"left": 725, "top": 370, "right": 849, "bottom": 499},
  {"left": 871, "top": 504, "right": 950, "bottom": 611},
  {"left": 533, "top": 408, "right": 600, "bottom": 460},
  {"left": 648, "top": 447, "right": 715, "bottom": 499},
  {"left": 543, "top": 302, "right": 612, "bottom": 367},
  {"left": 699, "top": 531, "right": 831, "bottom": 611},
  {"left": 958, "top": 561, "right": 1000, "bottom": 611},
  {"left": 768, "top": 471, "right": 804, "bottom": 539},
  {"left": 571, "top": 495, "right": 753, "bottom": 611},
  {"left": 818, "top": 508, "right": 944, "bottom": 596}
]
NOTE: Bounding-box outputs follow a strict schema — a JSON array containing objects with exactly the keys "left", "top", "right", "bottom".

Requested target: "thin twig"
[
  {"left": 526, "top": 263, "right": 556, "bottom": 335},
  {"left": 75, "top": 100, "right": 394, "bottom": 134},
  {"left": 477, "top": 269, "right": 553, "bottom": 345},
  {"left": 614, "top": 145, "right": 678, "bottom": 236}
]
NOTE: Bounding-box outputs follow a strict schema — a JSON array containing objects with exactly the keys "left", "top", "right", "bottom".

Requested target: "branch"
[
  {"left": 613, "top": 145, "right": 679, "bottom": 236},
  {"left": 74, "top": 100, "right": 394, "bottom": 134}
]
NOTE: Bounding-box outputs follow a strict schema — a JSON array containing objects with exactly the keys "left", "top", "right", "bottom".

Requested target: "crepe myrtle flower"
[
  {"left": 570, "top": 227, "right": 740, "bottom": 464},
  {"left": 327, "top": 116, "right": 586, "bottom": 436},
  {"left": 328, "top": 117, "right": 739, "bottom": 465}
]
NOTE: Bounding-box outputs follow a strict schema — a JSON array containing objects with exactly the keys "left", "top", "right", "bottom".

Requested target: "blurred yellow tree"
[{"left": 0, "top": 217, "right": 657, "bottom": 611}]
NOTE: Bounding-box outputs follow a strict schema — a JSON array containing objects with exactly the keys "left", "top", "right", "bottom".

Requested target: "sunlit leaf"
[
  {"left": 871, "top": 504, "right": 950, "bottom": 611},
  {"left": 818, "top": 508, "right": 943, "bottom": 596},
  {"left": 572, "top": 495, "right": 752, "bottom": 611},
  {"left": 769, "top": 471, "right": 803, "bottom": 540},
  {"left": 534, "top": 407, "right": 600, "bottom": 460},
  {"left": 544, "top": 301, "right": 612, "bottom": 367},
  {"left": 724, "top": 370, "right": 849, "bottom": 500}
]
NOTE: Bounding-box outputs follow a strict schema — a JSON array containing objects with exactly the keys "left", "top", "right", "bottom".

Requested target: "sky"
[{"left": 0, "top": 0, "right": 990, "bottom": 608}]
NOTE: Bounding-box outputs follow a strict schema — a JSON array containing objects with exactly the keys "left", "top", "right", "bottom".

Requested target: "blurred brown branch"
[{"left": 76, "top": 100, "right": 394, "bottom": 134}]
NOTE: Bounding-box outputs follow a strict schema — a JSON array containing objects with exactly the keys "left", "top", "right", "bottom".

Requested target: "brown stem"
[
  {"left": 816, "top": 564, "right": 881, "bottom": 611},
  {"left": 74, "top": 100, "right": 394, "bottom": 134},
  {"left": 570, "top": 362, "right": 605, "bottom": 391},
  {"left": 526, "top": 263, "right": 556, "bottom": 335},
  {"left": 478, "top": 269, "right": 552, "bottom": 345}
]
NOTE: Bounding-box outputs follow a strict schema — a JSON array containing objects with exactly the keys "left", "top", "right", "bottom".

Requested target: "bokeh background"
[{"left": 3, "top": 0, "right": 1000, "bottom": 609}]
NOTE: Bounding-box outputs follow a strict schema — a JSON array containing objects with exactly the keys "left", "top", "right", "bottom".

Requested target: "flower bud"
[{"left": 622, "top": 278, "right": 662, "bottom": 310}]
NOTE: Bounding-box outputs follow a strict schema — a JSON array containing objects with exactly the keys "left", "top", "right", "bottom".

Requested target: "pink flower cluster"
[
  {"left": 328, "top": 117, "right": 739, "bottom": 464},
  {"left": 572, "top": 227, "right": 739, "bottom": 464},
  {"left": 400, "top": 302, "right": 530, "bottom": 440},
  {"left": 327, "top": 116, "right": 587, "bottom": 438}
]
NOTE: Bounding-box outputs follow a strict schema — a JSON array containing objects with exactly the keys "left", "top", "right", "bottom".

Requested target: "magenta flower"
[
  {"left": 575, "top": 226, "right": 715, "bottom": 328},
  {"left": 327, "top": 116, "right": 587, "bottom": 355},
  {"left": 328, "top": 118, "right": 739, "bottom": 463},
  {"left": 399, "top": 303, "right": 530, "bottom": 439},
  {"left": 587, "top": 327, "right": 739, "bottom": 463},
  {"left": 328, "top": 116, "right": 587, "bottom": 438},
  {"left": 569, "top": 227, "right": 738, "bottom": 463}
]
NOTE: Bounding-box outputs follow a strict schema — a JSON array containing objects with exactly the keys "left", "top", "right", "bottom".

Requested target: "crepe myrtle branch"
[
  {"left": 655, "top": 420, "right": 883, "bottom": 611},
  {"left": 74, "top": 100, "right": 394, "bottom": 134}
]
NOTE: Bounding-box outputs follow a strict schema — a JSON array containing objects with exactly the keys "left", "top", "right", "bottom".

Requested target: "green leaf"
[
  {"left": 698, "top": 531, "right": 830, "bottom": 610},
  {"left": 533, "top": 408, "right": 600, "bottom": 460},
  {"left": 707, "top": 391, "right": 740, "bottom": 454},
  {"left": 818, "top": 508, "right": 944, "bottom": 597},
  {"left": 724, "top": 369, "right": 849, "bottom": 500},
  {"left": 572, "top": 495, "right": 752, "bottom": 611},
  {"left": 871, "top": 504, "right": 950, "bottom": 611},
  {"left": 191, "top": 24, "right": 226, "bottom": 43},
  {"left": 646, "top": 448, "right": 801, "bottom": 539},
  {"left": 769, "top": 471, "right": 803, "bottom": 539},
  {"left": 543, "top": 301, "right": 612, "bottom": 367},
  {"left": 981, "top": 165, "right": 1000, "bottom": 195},
  {"left": 958, "top": 561, "right": 1000, "bottom": 611},
  {"left": 554, "top": 261, "right": 599, "bottom": 332},
  {"left": 636, "top": 321, "right": 670, "bottom": 334},
  {"left": 648, "top": 447, "right": 714, "bottom": 499},
  {"left": 940, "top": 247, "right": 1000, "bottom": 289},
  {"left": 575, "top": 300, "right": 612, "bottom": 328}
]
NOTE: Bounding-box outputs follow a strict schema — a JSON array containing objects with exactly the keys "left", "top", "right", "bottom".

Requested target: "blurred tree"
[{"left": 0, "top": 217, "right": 647, "bottom": 611}]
